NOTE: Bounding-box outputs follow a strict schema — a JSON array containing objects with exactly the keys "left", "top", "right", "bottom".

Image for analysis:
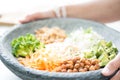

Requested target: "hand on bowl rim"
[
  {"left": 19, "top": 11, "right": 56, "bottom": 24},
  {"left": 102, "top": 53, "right": 120, "bottom": 80}
]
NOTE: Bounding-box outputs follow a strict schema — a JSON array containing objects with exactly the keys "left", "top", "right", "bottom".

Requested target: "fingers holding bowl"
[
  {"left": 102, "top": 53, "right": 120, "bottom": 80},
  {"left": 110, "top": 70, "right": 120, "bottom": 80},
  {"left": 19, "top": 11, "right": 56, "bottom": 23}
]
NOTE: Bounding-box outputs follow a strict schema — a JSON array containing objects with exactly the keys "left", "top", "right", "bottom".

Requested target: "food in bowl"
[
  {"left": 35, "top": 27, "right": 67, "bottom": 44},
  {"left": 11, "top": 26, "right": 118, "bottom": 72}
]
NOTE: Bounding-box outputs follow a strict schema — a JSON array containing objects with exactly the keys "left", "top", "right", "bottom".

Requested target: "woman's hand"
[
  {"left": 19, "top": 11, "right": 56, "bottom": 23},
  {"left": 102, "top": 53, "right": 120, "bottom": 80}
]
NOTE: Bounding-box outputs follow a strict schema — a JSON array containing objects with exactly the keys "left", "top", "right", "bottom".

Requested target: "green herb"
[{"left": 84, "top": 27, "right": 92, "bottom": 33}]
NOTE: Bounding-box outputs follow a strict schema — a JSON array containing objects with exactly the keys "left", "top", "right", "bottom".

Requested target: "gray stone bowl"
[{"left": 0, "top": 18, "right": 120, "bottom": 80}]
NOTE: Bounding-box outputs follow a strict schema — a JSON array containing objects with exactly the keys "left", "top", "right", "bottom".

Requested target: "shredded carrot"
[{"left": 18, "top": 48, "right": 61, "bottom": 71}]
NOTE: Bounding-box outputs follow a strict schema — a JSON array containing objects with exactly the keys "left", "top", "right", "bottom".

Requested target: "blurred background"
[
  {"left": 0, "top": 0, "right": 120, "bottom": 80},
  {"left": 0, "top": 0, "right": 120, "bottom": 26},
  {"left": 0, "top": 0, "right": 92, "bottom": 24}
]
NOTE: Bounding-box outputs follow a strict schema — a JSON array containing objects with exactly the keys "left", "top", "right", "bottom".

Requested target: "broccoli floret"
[{"left": 11, "top": 34, "right": 45, "bottom": 57}]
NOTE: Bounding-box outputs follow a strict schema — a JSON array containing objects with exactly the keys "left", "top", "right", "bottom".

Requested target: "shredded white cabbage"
[{"left": 44, "top": 28, "right": 103, "bottom": 59}]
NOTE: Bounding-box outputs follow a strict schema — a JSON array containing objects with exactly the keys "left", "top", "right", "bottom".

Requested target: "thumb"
[{"left": 102, "top": 53, "right": 120, "bottom": 76}]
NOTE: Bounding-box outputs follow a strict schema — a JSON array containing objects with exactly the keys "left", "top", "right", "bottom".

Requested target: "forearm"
[
  {"left": 66, "top": 0, "right": 120, "bottom": 23},
  {"left": 20, "top": 0, "right": 120, "bottom": 23}
]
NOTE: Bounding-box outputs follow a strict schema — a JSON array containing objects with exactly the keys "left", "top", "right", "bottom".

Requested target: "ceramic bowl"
[{"left": 0, "top": 18, "right": 120, "bottom": 80}]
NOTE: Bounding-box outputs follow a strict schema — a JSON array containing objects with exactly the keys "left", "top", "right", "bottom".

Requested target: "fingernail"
[{"left": 102, "top": 67, "right": 111, "bottom": 76}]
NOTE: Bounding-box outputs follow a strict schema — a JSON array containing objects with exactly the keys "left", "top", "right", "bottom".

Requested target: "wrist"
[
  {"left": 53, "top": 6, "right": 67, "bottom": 18},
  {"left": 44, "top": 6, "right": 68, "bottom": 19},
  {"left": 42, "top": 10, "right": 56, "bottom": 18}
]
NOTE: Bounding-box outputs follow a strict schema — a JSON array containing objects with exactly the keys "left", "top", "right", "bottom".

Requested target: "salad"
[{"left": 11, "top": 27, "right": 118, "bottom": 72}]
